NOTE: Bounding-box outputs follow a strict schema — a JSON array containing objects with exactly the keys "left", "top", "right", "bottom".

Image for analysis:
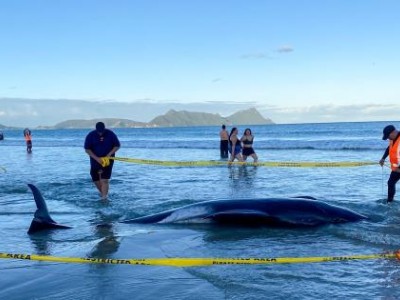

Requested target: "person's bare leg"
[
  {"left": 100, "top": 179, "right": 110, "bottom": 199},
  {"left": 94, "top": 181, "right": 102, "bottom": 194},
  {"left": 236, "top": 154, "right": 244, "bottom": 162},
  {"left": 94, "top": 170, "right": 108, "bottom": 199}
]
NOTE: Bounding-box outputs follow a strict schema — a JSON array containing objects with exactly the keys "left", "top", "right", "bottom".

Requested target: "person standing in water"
[
  {"left": 23, "top": 128, "right": 32, "bottom": 153},
  {"left": 84, "top": 122, "right": 120, "bottom": 199},
  {"left": 219, "top": 124, "right": 229, "bottom": 158},
  {"left": 379, "top": 125, "right": 400, "bottom": 202},
  {"left": 240, "top": 128, "right": 258, "bottom": 162},
  {"left": 228, "top": 127, "right": 243, "bottom": 162}
]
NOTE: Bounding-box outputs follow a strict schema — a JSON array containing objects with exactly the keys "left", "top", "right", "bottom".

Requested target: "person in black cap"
[
  {"left": 84, "top": 122, "right": 120, "bottom": 200},
  {"left": 379, "top": 125, "right": 400, "bottom": 202}
]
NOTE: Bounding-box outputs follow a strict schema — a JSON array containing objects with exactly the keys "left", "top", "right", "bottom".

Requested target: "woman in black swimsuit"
[{"left": 240, "top": 128, "right": 258, "bottom": 162}]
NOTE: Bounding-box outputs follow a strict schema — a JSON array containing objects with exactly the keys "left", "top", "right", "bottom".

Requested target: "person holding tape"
[
  {"left": 84, "top": 122, "right": 120, "bottom": 200},
  {"left": 379, "top": 125, "right": 400, "bottom": 202}
]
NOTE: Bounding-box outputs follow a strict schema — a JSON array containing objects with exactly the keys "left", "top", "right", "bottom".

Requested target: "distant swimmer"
[
  {"left": 228, "top": 127, "right": 243, "bottom": 162},
  {"left": 84, "top": 122, "right": 120, "bottom": 200},
  {"left": 240, "top": 128, "right": 258, "bottom": 162},
  {"left": 23, "top": 128, "right": 32, "bottom": 153},
  {"left": 379, "top": 125, "right": 400, "bottom": 202},
  {"left": 0, "top": 131, "right": 4, "bottom": 141},
  {"left": 219, "top": 124, "right": 229, "bottom": 158}
]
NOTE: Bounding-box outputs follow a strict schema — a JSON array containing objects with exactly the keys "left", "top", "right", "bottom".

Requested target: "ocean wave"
[{"left": 0, "top": 144, "right": 381, "bottom": 152}]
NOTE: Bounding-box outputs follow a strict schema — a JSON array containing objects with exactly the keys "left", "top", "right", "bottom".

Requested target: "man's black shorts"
[{"left": 90, "top": 163, "right": 113, "bottom": 181}]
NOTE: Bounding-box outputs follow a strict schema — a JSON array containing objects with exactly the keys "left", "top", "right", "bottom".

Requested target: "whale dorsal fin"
[
  {"left": 28, "top": 183, "right": 56, "bottom": 223},
  {"left": 27, "top": 184, "right": 71, "bottom": 234}
]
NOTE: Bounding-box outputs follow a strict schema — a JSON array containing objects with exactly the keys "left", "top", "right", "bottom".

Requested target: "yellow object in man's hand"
[{"left": 101, "top": 157, "right": 110, "bottom": 167}]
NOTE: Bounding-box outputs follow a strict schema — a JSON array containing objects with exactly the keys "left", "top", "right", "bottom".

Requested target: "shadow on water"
[
  {"left": 159, "top": 222, "right": 323, "bottom": 244},
  {"left": 29, "top": 232, "right": 53, "bottom": 255},
  {"left": 200, "top": 225, "right": 321, "bottom": 243},
  {"left": 90, "top": 224, "right": 120, "bottom": 258},
  {"left": 88, "top": 211, "right": 120, "bottom": 258}
]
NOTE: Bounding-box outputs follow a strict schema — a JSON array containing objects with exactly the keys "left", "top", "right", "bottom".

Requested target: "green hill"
[
  {"left": 53, "top": 118, "right": 150, "bottom": 129},
  {"left": 3, "top": 108, "right": 274, "bottom": 129},
  {"left": 227, "top": 108, "right": 274, "bottom": 125},
  {"left": 150, "top": 107, "right": 273, "bottom": 127}
]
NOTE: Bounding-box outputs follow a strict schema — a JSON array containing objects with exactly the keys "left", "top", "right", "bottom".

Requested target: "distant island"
[
  {"left": 39, "top": 107, "right": 274, "bottom": 129},
  {"left": 149, "top": 107, "right": 273, "bottom": 127}
]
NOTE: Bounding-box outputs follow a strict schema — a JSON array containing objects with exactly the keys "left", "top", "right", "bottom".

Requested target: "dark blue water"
[{"left": 1, "top": 122, "right": 400, "bottom": 299}]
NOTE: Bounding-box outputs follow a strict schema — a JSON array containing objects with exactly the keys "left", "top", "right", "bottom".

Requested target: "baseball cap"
[{"left": 382, "top": 125, "right": 396, "bottom": 140}]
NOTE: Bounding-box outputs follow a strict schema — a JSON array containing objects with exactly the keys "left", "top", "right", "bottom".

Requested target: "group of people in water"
[
  {"left": 0, "top": 129, "right": 32, "bottom": 153},
  {"left": 219, "top": 124, "right": 258, "bottom": 163},
  {"left": 219, "top": 123, "right": 400, "bottom": 204},
  {"left": 0, "top": 129, "right": 32, "bottom": 152},
  {"left": 12, "top": 122, "right": 400, "bottom": 204},
  {"left": 85, "top": 122, "right": 263, "bottom": 200}
]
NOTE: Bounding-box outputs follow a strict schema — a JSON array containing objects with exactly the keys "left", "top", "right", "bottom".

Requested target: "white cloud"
[
  {"left": 262, "top": 103, "right": 400, "bottom": 124},
  {"left": 1, "top": 105, "right": 39, "bottom": 117}
]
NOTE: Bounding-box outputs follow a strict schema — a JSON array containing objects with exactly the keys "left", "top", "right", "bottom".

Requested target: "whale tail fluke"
[{"left": 27, "top": 184, "right": 72, "bottom": 234}]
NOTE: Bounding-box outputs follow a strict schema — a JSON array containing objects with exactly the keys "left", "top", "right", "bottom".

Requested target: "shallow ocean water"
[{"left": 1, "top": 122, "right": 400, "bottom": 299}]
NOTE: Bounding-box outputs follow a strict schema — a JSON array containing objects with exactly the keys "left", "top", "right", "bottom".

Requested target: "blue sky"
[{"left": 1, "top": 0, "right": 399, "bottom": 124}]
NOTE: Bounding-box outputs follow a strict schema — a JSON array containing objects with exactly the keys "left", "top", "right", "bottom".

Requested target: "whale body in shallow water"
[
  {"left": 27, "top": 184, "right": 367, "bottom": 233},
  {"left": 122, "top": 197, "right": 367, "bottom": 226}
]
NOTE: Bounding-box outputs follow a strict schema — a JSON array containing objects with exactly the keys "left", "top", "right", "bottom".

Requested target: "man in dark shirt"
[
  {"left": 84, "top": 122, "right": 120, "bottom": 199},
  {"left": 379, "top": 125, "right": 400, "bottom": 202}
]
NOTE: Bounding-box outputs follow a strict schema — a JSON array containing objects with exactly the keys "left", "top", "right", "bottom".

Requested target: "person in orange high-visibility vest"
[
  {"left": 23, "top": 128, "right": 32, "bottom": 153},
  {"left": 379, "top": 125, "right": 400, "bottom": 202}
]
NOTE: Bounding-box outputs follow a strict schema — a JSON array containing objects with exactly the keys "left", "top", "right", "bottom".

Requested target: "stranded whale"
[
  {"left": 122, "top": 197, "right": 367, "bottom": 226},
  {"left": 27, "top": 184, "right": 71, "bottom": 234},
  {"left": 27, "top": 184, "right": 367, "bottom": 233}
]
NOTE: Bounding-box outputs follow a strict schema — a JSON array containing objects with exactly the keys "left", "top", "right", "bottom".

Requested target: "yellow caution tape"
[
  {"left": 1, "top": 251, "right": 398, "bottom": 267},
  {"left": 109, "top": 157, "right": 377, "bottom": 168}
]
